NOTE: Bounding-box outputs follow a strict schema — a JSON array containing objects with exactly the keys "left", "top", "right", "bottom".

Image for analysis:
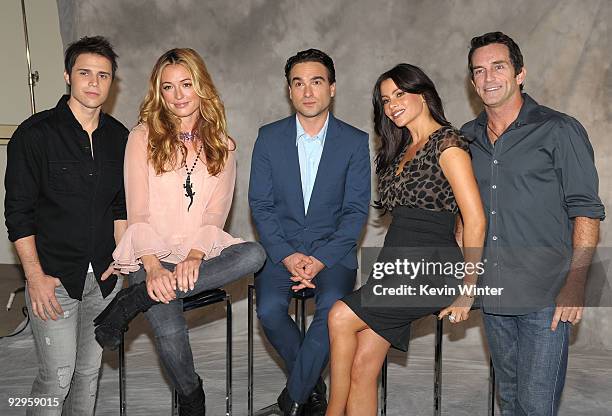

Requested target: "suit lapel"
[
  {"left": 281, "top": 116, "right": 306, "bottom": 221},
  {"left": 307, "top": 113, "right": 341, "bottom": 217}
]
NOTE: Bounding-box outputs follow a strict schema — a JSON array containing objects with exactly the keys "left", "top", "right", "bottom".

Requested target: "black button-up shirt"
[
  {"left": 4, "top": 95, "right": 128, "bottom": 300},
  {"left": 462, "top": 93, "right": 605, "bottom": 314}
]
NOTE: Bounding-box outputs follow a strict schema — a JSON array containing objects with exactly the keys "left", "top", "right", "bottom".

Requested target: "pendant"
[{"left": 184, "top": 176, "right": 196, "bottom": 211}]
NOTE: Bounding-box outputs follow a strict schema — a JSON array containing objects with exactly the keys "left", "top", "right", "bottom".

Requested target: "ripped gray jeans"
[{"left": 25, "top": 272, "right": 123, "bottom": 416}]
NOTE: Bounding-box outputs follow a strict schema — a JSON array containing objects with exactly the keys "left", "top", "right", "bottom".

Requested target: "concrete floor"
[{"left": 0, "top": 268, "right": 611, "bottom": 415}]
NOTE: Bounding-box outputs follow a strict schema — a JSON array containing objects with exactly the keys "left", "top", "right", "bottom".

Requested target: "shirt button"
[
  {"left": 493, "top": 262, "right": 498, "bottom": 267},
  {"left": 493, "top": 160, "right": 498, "bottom": 164},
  {"left": 492, "top": 236, "right": 498, "bottom": 241},
  {"left": 491, "top": 210, "right": 496, "bottom": 215},
  {"left": 492, "top": 185, "right": 497, "bottom": 189}
]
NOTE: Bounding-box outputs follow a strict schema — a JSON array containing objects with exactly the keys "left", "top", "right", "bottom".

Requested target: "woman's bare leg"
[
  {"left": 326, "top": 301, "right": 369, "bottom": 416},
  {"left": 346, "top": 329, "right": 390, "bottom": 416}
]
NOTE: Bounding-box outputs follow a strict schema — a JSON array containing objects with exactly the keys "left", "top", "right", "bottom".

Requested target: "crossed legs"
[
  {"left": 255, "top": 262, "right": 356, "bottom": 404},
  {"left": 326, "top": 300, "right": 390, "bottom": 416}
]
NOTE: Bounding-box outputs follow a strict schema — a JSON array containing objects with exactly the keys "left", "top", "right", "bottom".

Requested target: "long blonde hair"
[{"left": 139, "top": 48, "right": 232, "bottom": 175}]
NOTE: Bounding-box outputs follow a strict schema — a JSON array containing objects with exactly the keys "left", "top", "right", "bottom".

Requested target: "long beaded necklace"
[{"left": 182, "top": 136, "right": 204, "bottom": 212}]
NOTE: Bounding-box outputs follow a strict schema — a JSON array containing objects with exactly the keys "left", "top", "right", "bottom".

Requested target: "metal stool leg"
[
  {"left": 248, "top": 285, "right": 254, "bottom": 416},
  {"left": 299, "top": 298, "right": 306, "bottom": 338},
  {"left": 119, "top": 333, "right": 126, "bottom": 416},
  {"left": 171, "top": 390, "right": 178, "bottom": 416},
  {"left": 247, "top": 287, "right": 277, "bottom": 416},
  {"left": 380, "top": 356, "right": 388, "bottom": 416},
  {"left": 169, "top": 292, "right": 232, "bottom": 416},
  {"left": 434, "top": 318, "right": 443, "bottom": 416},
  {"left": 488, "top": 357, "right": 495, "bottom": 415},
  {"left": 249, "top": 286, "right": 314, "bottom": 416},
  {"left": 226, "top": 294, "right": 233, "bottom": 416},
  {"left": 294, "top": 297, "right": 304, "bottom": 339},
  {"left": 379, "top": 318, "right": 491, "bottom": 415}
]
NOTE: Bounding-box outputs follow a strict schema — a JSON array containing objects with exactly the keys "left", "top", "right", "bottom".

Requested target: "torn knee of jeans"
[{"left": 57, "top": 366, "right": 73, "bottom": 389}]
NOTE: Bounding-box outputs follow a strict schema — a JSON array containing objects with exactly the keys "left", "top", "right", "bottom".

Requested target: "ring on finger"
[{"left": 448, "top": 315, "right": 456, "bottom": 322}]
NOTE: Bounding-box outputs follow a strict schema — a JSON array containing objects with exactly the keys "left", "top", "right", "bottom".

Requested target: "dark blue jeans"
[
  {"left": 483, "top": 307, "right": 570, "bottom": 416},
  {"left": 129, "top": 242, "right": 265, "bottom": 396}
]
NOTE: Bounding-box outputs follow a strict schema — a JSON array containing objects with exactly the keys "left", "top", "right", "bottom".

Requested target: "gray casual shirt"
[{"left": 461, "top": 93, "right": 605, "bottom": 315}]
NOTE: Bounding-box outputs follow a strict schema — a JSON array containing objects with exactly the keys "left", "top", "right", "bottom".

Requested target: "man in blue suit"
[{"left": 249, "top": 49, "right": 370, "bottom": 416}]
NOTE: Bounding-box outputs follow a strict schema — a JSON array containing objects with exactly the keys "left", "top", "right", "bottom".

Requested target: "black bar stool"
[
  {"left": 247, "top": 284, "right": 314, "bottom": 416},
  {"left": 379, "top": 313, "right": 496, "bottom": 416},
  {"left": 118, "top": 288, "right": 233, "bottom": 416}
]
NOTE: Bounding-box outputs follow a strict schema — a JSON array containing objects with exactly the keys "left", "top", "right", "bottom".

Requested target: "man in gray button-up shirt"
[{"left": 461, "top": 32, "right": 604, "bottom": 415}]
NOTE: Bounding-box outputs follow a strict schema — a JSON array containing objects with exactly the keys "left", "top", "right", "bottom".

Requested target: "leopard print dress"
[
  {"left": 341, "top": 125, "right": 473, "bottom": 351},
  {"left": 377, "top": 125, "right": 470, "bottom": 214}
]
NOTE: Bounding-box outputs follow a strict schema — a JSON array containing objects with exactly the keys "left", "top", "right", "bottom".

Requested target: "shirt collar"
[
  {"left": 476, "top": 93, "right": 540, "bottom": 128},
  {"left": 473, "top": 93, "right": 543, "bottom": 150},
  {"left": 296, "top": 113, "right": 329, "bottom": 146},
  {"left": 515, "top": 93, "right": 540, "bottom": 125},
  {"left": 56, "top": 94, "right": 107, "bottom": 130}
]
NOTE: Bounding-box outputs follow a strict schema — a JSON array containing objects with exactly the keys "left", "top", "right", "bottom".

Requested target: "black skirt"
[{"left": 342, "top": 206, "right": 464, "bottom": 351}]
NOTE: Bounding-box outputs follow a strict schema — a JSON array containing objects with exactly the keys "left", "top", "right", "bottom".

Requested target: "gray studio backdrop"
[{"left": 56, "top": 0, "right": 611, "bottom": 349}]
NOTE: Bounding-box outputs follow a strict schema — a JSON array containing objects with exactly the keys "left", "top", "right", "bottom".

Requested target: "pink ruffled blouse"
[{"left": 113, "top": 124, "right": 243, "bottom": 273}]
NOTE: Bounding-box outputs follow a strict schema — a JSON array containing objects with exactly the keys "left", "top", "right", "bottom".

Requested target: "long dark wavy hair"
[{"left": 372, "top": 63, "right": 450, "bottom": 176}]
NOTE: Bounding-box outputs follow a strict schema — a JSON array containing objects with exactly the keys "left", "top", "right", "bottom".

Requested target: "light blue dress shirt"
[{"left": 296, "top": 114, "right": 329, "bottom": 213}]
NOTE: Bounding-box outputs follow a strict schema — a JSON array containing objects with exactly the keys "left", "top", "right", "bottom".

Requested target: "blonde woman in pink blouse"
[{"left": 93, "top": 48, "right": 265, "bottom": 414}]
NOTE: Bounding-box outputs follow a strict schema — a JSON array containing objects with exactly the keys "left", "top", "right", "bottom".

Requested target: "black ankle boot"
[
  {"left": 178, "top": 377, "right": 206, "bottom": 416},
  {"left": 94, "top": 281, "right": 158, "bottom": 350}
]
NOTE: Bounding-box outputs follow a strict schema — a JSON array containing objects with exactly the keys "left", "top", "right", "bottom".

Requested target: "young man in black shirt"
[{"left": 4, "top": 36, "right": 128, "bottom": 416}]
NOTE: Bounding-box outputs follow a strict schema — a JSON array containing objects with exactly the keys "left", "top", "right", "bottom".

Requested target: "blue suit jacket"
[{"left": 248, "top": 113, "right": 370, "bottom": 270}]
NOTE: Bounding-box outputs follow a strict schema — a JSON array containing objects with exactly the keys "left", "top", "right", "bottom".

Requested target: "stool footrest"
[
  {"left": 183, "top": 289, "right": 228, "bottom": 311},
  {"left": 253, "top": 404, "right": 281, "bottom": 416},
  {"left": 290, "top": 288, "right": 315, "bottom": 300}
]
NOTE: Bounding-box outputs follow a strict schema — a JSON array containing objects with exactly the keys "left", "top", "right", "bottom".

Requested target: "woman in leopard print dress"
[{"left": 325, "top": 64, "right": 486, "bottom": 415}]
